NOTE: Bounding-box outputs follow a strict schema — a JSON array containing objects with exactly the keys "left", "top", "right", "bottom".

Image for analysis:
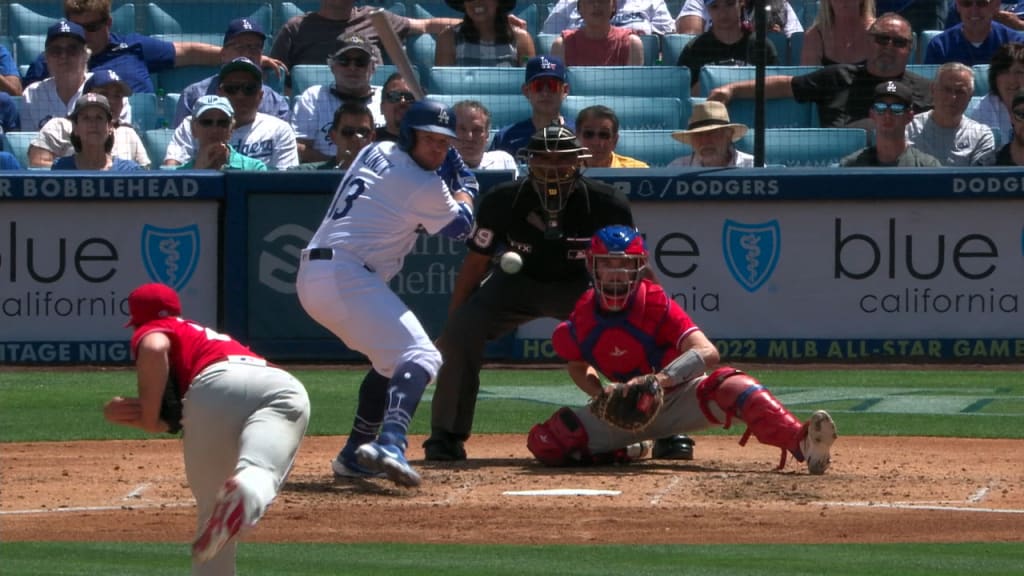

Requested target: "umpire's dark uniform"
[{"left": 427, "top": 174, "right": 634, "bottom": 457}]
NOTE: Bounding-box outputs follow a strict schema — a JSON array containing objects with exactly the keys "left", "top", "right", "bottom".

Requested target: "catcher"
[{"left": 527, "top": 226, "right": 838, "bottom": 474}]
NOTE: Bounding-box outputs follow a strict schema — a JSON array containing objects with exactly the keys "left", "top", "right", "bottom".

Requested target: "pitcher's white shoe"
[{"left": 800, "top": 410, "right": 837, "bottom": 475}]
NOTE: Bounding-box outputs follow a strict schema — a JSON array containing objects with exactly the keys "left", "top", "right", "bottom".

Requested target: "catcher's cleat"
[
  {"left": 357, "top": 441, "right": 422, "bottom": 487},
  {"left": 652, "top": 434, "right": 695, "bottom": 460},
  {"left": 423, "top": 433, "right": 467, "bottom": 462},
  {"left": 192, "top": 476, "right": 249, "bottom": 564},
  {"left": 331, "top": 454, "right": 385, "bottom": 480},
  {"left": 799, "top": 410, "right": 837, "bottom": 475}
]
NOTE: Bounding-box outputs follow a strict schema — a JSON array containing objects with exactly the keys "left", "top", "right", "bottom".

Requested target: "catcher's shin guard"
[
  {"left": 696, "top": 367, "right": 804, "bottom": 469},
  {"left": 527, "top": 407, "right": 591, "bottom": 466}
]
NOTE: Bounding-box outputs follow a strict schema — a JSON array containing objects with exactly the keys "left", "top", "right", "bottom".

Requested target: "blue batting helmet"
[{"left": 398, "top": 99, "right": 457, "bottom": 151}]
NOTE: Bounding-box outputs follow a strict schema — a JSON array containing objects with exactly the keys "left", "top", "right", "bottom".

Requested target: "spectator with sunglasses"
[
  {"left": 989, "top": 90, "right": 1024, "bottom": 164},
  {"left": 292, "top": 34, "right": 385, "bottom": 164},
  {"left": 452, "top": 100, "right": 517, "bottom": 170},
  {"left": 172, "top": 18, "right": 291, "bottom": 129},
  {"left": 575, "top": 105, "right": 648, "bottom": 167},
  {"left": 840, "top": 80, "right": 942, "bottom": 166},
  {"left": 164, "top": 58, "right": 298, "bottom": 170},
  {"left": 709, "top": 12, "right": 932, "bottom": 129},
  {"left": 924, "top": 0, "right": 1024, "bottom": 65},
  {"left": 175, "top": 95, "right": 266, "bottom": 171},
  {"left": 374, "top": 74, "right": 417, "bottom": 142},
  {"left": 490, "top": 56, "right": 574, "bottom": 156},
  {"left": 24, "top": 0, "right": 283, "bottom": 95},
  {"left": 292, "top": 101, "right": 376, "bottom": 171}
]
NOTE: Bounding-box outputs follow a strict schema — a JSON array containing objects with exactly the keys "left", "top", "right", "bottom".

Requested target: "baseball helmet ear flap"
[{"left": 398, "top": 99, "right": 457, "bottom": 151}]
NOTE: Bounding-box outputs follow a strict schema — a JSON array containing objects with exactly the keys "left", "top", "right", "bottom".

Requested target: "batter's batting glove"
[{"left": 438, "top": 148, "right": 479, "bottom": 198}]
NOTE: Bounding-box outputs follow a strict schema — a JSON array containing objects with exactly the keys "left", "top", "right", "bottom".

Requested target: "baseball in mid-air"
[{"left": 500, "top": 251, "right": 523, "bottom": 274}]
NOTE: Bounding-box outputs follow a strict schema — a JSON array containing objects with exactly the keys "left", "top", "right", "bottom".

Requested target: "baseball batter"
[
  {"left": 103, "top": 283, "right": 310, "bottom": 574},
  {"left": 527, "top": 226, "right": 838, "bottom": 474},
  {"left": 296, "top": 99, "right": 475, "bottom": 488}
]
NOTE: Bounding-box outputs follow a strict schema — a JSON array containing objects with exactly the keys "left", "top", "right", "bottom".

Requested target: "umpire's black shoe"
[
  {"left": 423, "top": 432, "right": 467, "bottom": 461},
  {"left": 652, "top": 435, "right": 695, "bottom": 460}
]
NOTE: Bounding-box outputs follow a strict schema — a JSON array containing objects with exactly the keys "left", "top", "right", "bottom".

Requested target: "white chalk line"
[
  {"left": 813, "top": 501, "right": 1024, "bottom": 514},
  {"left": 649, "top": 476, "right": 682, "bottom": 506},
  {"left": 0, "top": 501, "right": 194, "bottom": 516}
]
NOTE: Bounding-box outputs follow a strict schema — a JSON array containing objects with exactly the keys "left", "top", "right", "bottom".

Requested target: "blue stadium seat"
[
  {"left": 142, "top": 128, "right": 175, "bottom": 165},
  {"left": 660, "top": 34, "right": 696, "bottom": 66},
  {"left": 767, "top": 31, "right": 789, "bottom": 66},
  {"left": 140, "top": 2, "right": 272, "bottom": 35},
  {"left": 425, "top": 93, "right": 530, "bottom": 127},
  {"left": 2, "top": 131, "right": 37, "bottom": 169},
  {"left": 7, "top": 2, "right": 135, "bottom": 37},
  {"left": 699, "top": 65, "right": 821, "bottom": 128},
  {"left": 535, "top": 33, "right": 557, "bottom": 56},
  {"left": 428, "top": 67, "right": 523, "bottom": 95},
  {"left": 905, "top": 64, "right": 941, "bottom": 80},
  {"left": 14, "top": 35, "right": 45, "bottom": 69},
  {"left": 615, "top": 129, "right": 690, "bottom": 167},
  {"left": 736, "top": 128, "right": 868, "bottom": 167},
  {"left": 786, "top": 31, "right": 804, "bottom": 66},
  {"left": 795, "top": 0, "right": 819, "bottom": 30},
  {"left": 916, "top": 30, "right": 942, "bottom": 64},
  {"left": 566, "top": 66, "right": 689, "bottom": 97},
  {"left": 640, "top": 33, "right": 659, "bottom": 65},
  {"left": 290, "top": 64, "right": 401, "bottom": 95},
  {"left": 698, "top": 65, "right": 821, "bottom": 97},
  {"left": 153, "top": 65, "right": 218, "bottom": 93},
  {"left": 405, "top": 33, "right": 435, "bottom": 84},
  {"left": 128, "top": 92, "right": 180, "bottom": 130},
  {"left": 972, "top": 64, "right": 990, "bottom": 96},
  {"left": 562, "top": 96, "right": 685, "bottom": 130}
]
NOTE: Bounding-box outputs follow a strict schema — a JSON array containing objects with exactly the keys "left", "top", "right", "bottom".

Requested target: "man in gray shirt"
[{"left": 906, "top": 62, "right": 996, "bottom": 166}]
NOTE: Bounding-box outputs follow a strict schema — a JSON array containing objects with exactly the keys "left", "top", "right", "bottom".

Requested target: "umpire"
[{"left": 425, "top": 125, "right": 693, "bottom": 462}]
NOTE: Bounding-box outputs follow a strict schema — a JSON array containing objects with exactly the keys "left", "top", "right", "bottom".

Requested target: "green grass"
[{"left": 2, "top": 367, "right": 1023, "bottom": 574}]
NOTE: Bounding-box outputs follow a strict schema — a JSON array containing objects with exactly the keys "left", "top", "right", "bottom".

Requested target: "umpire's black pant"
[{"left": 431, "top": 269, "right": 589, "bottom": 440}]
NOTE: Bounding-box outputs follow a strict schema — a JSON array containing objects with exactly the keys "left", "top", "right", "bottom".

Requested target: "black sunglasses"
[
  {"left": 333, "top": 56, "right": 370, "bottom": 68},
  {"left": 871, "top": 34, "right": 911, "bottom": 49},
  {"left": 197, "top": 118, "right": 232, "bottom": 128},
  {"left": 221, "top": 82, "right": 260, "bottom": 96},
  {"left": 339, "top": 126, "right": 371, "bottom": 138},
  {"left": 384, "top": 90, "right": 416, "bottom": 104},
  {"left": 1012, "top": 109, "right": 1024, "bottom": 121},
  {"left": 582, "top": 130, "right": 613, "bottom": 140}
]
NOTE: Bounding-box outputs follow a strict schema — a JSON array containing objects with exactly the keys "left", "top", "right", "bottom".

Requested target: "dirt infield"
[{"left": 3, "top": 435, "right": 1023, "bottom": 545}]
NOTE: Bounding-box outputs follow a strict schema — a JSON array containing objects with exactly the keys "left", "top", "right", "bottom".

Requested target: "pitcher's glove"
[
  {"left": 159, "top": 371, "right": 184, "bottom": 435},
  {"left": 588, "top": 375, "right": 664, "bottom": 432}
]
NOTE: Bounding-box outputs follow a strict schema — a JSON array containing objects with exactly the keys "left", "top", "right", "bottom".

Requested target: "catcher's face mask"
[{"left": 591, "top": 254, "right": 646, "bottom": 312}]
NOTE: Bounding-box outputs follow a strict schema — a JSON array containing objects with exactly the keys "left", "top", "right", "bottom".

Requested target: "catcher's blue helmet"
[
  {"left": 398, "top": 99, "right": 457, "bottom": 151},
  {"left": 588, "top": 226, "right": 648, "bottom": 312}
]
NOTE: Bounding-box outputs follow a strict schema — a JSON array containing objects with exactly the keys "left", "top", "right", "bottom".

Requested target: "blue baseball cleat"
[{"left": 355, "top": 441, "right": 422, "bottom": 487}]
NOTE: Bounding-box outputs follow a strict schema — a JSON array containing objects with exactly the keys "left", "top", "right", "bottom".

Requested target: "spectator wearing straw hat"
[{"left": 668, "top": 101, "right": 753, "bottom": 167}]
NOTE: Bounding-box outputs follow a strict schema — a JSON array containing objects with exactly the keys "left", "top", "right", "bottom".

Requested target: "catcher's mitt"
[
  {"left": 159, "top": 370, "right": 184, "bottom": 435},
  {"left": 588, "top": 375, "right": 664, "bottom": 432}
]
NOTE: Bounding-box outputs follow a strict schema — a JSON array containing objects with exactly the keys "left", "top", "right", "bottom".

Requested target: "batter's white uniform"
[
  {"left": 19, "top": 73, "right": 132, "bottom": 131},
  {"left": 165, "top": 112, "right": 299, "bottom": 169},
  {"left": 290, "top": 85, "right": 384, "bottom": 158},
  {"left": 296, "top": 140, "right": 461, "bottom": 378}
]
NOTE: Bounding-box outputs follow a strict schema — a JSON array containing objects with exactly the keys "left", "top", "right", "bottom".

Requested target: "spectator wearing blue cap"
[
  {"left": 29, "top": 69, "right": 150, "bottom": 169},
  {"left": 172, "top": 18, "right": 291, "bottom": 129},
  {"left": 489, "top": 55, "right": 574, "bottom": 155},
  {"left": 51, "top": 93, "right": 143, "bottom": 171},
  {"left": 165, "top": 58, "right": 298, "bottom": 169},
  {"left": 175, "top": 95, "right": 266, "bottom": 171},
  {"left": 23, "top": 0, "right": 285, "bottom": 94}
]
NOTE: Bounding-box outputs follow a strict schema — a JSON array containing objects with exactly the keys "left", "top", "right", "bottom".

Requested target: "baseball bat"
[{"left": 369, "top": 9, "right": 426, "bottom": 100}]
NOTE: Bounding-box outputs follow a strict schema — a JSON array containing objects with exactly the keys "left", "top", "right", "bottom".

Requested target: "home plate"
[{"left": 503, "top": 489, "right": 621, "bottom": 497}]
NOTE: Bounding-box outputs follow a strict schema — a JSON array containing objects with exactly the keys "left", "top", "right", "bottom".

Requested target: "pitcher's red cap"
[{"left": 125, "top": 283, "right": 181, "bottom": 327}]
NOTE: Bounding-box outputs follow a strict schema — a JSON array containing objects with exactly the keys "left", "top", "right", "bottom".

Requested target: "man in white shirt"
[
  {"left": 163, "top": 57, "right": 298, "bottom": 169},
  {"left": 668, "top": 100, "right": 754, "bottom": 167},
  {"left": 906, "top": 61, "right": 996, "bottom": 166},
  {"left": 291, "top": 33, "right": 384, "bottom": 163},
  {"left": 452, "top": 100, "right": 517, "bottom": 172},
  {"left": 542, "top": 0, "right": 677, "bottom": 35}
]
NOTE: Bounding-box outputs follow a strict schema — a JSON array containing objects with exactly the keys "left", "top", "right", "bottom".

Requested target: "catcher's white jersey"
[
  {"left": 290, "top": 85, "right": 384, "bottom": 157},
  {"left": 307, "top": 141, "right": 460, "bottom": 281},
  {"left": 164, "top": 112, "right": 299, "bottom": 169}
]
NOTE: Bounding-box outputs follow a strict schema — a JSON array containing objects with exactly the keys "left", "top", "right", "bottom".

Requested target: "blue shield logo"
[
  {"left": 723, "top": 219, "right": 780, "bottom": 293},
  {"left": 141, "top": 224, "right": 200, "bottom": 291}
]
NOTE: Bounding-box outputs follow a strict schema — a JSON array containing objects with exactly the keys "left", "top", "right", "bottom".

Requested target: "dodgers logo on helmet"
[
  {"left": 141, "top": 224, "right": 200, "bottom": 291},
  {"left": 722, "top": 219, "right": 780, "bottom": 293}
]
